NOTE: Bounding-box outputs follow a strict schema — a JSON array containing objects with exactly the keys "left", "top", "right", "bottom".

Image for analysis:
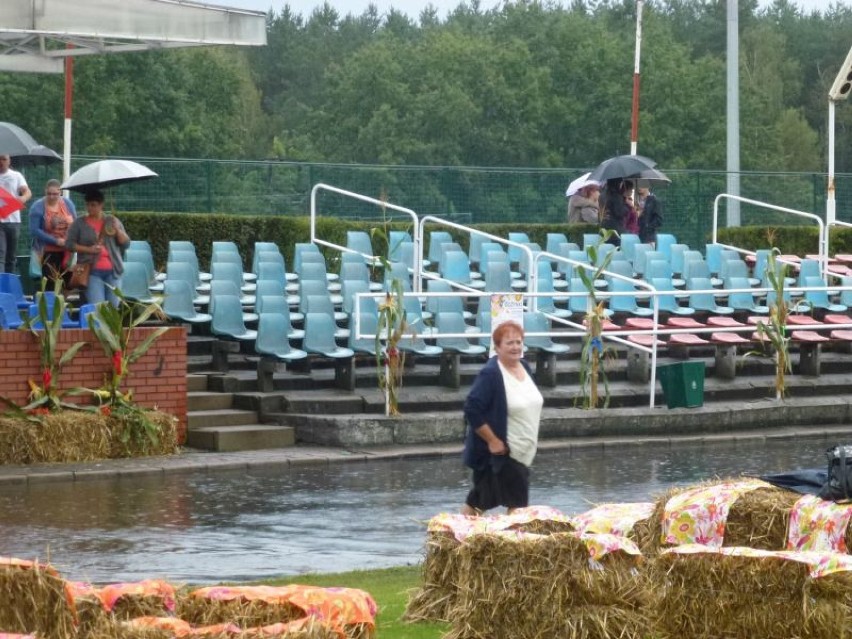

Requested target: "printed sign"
[{"left": 489, "top": 293, "right": 524, "bottom": 356}]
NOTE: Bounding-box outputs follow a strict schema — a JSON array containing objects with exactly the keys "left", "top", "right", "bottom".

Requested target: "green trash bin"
[{"left": 657, "top": 361, "right": 705, "bottom": 409}]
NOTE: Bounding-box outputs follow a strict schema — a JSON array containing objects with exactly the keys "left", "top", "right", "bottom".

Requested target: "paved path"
[{"left": 2, "top": 417, "right": 851, "bottom": 485}]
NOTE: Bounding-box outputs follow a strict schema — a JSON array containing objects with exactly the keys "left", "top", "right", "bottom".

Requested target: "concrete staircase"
[{"left": 185, "top": 374, "right": 295, "bottom": 452}]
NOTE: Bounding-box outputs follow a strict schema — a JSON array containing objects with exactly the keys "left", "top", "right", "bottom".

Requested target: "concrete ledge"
[{"left": 289, "top": 397, "right": 852, "bottom": 447}]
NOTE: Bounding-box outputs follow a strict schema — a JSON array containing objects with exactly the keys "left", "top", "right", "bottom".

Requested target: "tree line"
[{"left": 1, "top": 0, "right": 850, "bottom": 174}]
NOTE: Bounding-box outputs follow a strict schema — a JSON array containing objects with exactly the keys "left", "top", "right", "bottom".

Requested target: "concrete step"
[
  {"left": 187, "top": 409, "right": 258, "bottom": 430},
  {"left": 188, "top": 391, "right": 234, "bottom": 412},
  {"left": 187, "top": 374, "right": 208, "bottom": 392},
  {"left": 186, "top": 424, "right": 295, "bottom": 452}
]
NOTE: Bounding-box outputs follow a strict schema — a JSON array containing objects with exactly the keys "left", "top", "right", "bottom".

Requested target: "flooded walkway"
[{"left": 0, "top": 432, "right": 841, "bottom": 584}]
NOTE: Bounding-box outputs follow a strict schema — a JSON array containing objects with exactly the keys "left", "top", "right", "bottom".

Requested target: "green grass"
[{"left": 265, "top": 565, "right": 448, "bottom": 639}]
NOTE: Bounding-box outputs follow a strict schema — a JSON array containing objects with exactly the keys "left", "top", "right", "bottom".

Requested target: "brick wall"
[{"left": 0, "top": 326, "right": 188, "bottom": 443}]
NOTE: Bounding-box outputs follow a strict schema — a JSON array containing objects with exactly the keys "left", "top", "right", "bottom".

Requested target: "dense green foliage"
[{"left": 1, "top": 0, "right": 850, "bottom": 173}]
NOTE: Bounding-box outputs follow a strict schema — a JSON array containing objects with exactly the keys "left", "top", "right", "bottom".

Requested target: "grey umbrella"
[
  {"left": 0, "top": 122, "right": 61, "bottom": 166},
  {"left": 60, "top": 159, "right": 158, "bottom": 193},
  {"left": 588, "top": 154, "right": 660, "bottom": 183}
]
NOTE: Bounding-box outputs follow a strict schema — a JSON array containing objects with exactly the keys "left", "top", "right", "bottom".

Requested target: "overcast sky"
[{"left": 212, "top": 0, "right": 848, "bottom": 21}]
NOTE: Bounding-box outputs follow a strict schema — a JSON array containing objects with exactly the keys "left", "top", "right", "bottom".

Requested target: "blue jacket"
[
  {"left": 28, "top": 196, "right": 77, "bottom": 251},
  {"left": 462, "top": 356, "right": 533, "bottom": 471}
]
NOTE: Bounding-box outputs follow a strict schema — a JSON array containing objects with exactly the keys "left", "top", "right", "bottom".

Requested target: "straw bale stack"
[
  {"left": 0, "top": 412, "right": 112, "bottom": 464},
  {"left": 0, "top": 558, "right": 76, "bottom": 639},
  {"left": 444, "top": 532, "right": 650, "bottom": 639},
  {"left": 652, "top": 548, "right": 852, "bottom": 639},
  {"left": 403, "top": 531, "right": 462, "bottom": 623},
  {"left": 642, "top": 480, "right": 802, "bottom": 555},
  {"left": 0, "top": 410, "right": 178, "bottom": 465}
]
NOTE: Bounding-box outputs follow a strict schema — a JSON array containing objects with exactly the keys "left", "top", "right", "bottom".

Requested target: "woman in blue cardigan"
[{"left": 462, "top": 320, "right": 543, "bottom": 515}]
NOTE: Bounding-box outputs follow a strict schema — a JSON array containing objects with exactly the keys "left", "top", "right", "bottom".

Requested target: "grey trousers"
[{"left": 0, "top": 222, "right": 20, "bottom": 274}]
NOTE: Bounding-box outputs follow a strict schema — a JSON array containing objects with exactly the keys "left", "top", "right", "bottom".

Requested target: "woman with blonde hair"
[{"left": 28, "top": 179, "right": 77, "bottom": 285}]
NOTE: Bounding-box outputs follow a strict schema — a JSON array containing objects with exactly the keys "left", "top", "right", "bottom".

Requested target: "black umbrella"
[
  {"left": 631, "top": 166, "right": 671, "bottom": 184},
  {"left": 0, "top": 122, "right": 61, "bottom": 166},
  {"left": 588, "top": 154, "right": 660, "bottom": 183}
]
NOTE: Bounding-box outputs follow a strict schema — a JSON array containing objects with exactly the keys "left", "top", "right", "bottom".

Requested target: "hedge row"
[{"left": 122, "top": 212, "right": 849, "bottom": 269}]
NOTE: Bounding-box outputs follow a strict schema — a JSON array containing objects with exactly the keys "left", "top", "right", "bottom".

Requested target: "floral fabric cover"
[
  {"left": 427, "top": 505, "right": 572, "bottom": 541},
  {"left": 570, "top": 502, "right": 655, "bottom": 537},
  {"left": 97, "top": 579, "right": 176, "bottom": 612},
  {"left": 661, "top": 479, "right": 772, "bottom": 547},
  {"left": 190, "top": 584, "right": 377, "bottom": 633},
  {"left": 787, "top": 494, "right": 852, "bottom": 553},
  {"left": 663, "top": 543, "right": 852, "bottom": 579}
]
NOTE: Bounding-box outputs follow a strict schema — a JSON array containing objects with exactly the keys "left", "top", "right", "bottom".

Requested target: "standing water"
[{"left": 0, "top": 435, "right": 835, "bottom": 583}]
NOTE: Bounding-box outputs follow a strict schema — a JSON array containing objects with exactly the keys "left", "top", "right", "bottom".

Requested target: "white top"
[
  {"left": 499, "top": 361, "right": 544, "bottom": 467},
  {"left": 0, "top": 169, "right": 28, "bottom": 224}
]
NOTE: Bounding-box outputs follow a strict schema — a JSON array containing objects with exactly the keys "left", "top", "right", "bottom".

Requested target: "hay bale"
[
  {"left": 403, "top": 532, "right": 461, "bottom": 623},
  {"left": 446, "top": 532, "right": 649, "bottom": 639},
  {"left": 239, "top": 619, "right": 340, "bottom": 639},
  {"left": 68, "top": 581, "right": 111, "bottom": 639},
  {"left": 0, "top": 409, "right": 178, "bottom": 465},
  {"left": 97, "top": 581, "right": 177, "bottom": 621},
  {"left": 642, "top": 479, "right": 803, "bottom": 554},
  {"left": 0, "top": 412, "right": 112, "bottom": 464},
  {"left": 405, "top": 508, "right": 575, "bottom": 623},
  {"left": 652, "top": 547, "right": 852, "bottom": 639},
  {"left": 177, "top": 588, "right": 304, "bottom": 627},
  {"left": 0, "top": 558, "right": 76, "bottom": 639}
]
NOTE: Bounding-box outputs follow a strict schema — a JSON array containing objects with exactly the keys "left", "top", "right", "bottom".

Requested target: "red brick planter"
[{"left": 0, "top": 326, "right": 188, "bottom": 443}]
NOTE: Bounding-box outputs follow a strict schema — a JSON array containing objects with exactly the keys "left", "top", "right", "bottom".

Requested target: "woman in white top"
[{"left": 461, "top": 320, "right": 544, "bottom": 515}]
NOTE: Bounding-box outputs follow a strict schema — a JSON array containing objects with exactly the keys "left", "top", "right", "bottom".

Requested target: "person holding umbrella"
[
  {"left": 566, "top": 174, "right": 600, "bottom": 226},
  {"left": 28, "top": 179, "right": 77, "bottom": 285},
  {"left": 65, "top": 190, "right": 131, "bottom": 306},
  {"left": 0, "top": 154, "right": 33, "bottom": 274}
]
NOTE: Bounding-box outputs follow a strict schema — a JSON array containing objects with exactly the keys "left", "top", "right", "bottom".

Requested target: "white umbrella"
[
  {"left": 565, "top": 172, "right": 600, "bottom": 197},
  {"left": 61, "top": 159, "right": 158, "bottom": 193}
]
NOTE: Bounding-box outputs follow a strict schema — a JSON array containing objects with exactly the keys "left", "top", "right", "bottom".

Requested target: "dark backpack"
[{"left": 818, "top": 445, "right": 852, "bottom": 502}]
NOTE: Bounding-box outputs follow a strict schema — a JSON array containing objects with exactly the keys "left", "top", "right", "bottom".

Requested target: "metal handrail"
[
  {"left": 712, "top": 193, "right": 827, "bottom": 275},
  {"left": 309, "top": 182, "right": 422, "bottom": 287}
]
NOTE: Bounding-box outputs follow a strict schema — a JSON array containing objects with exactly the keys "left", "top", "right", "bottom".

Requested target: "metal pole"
[
  {"left": 827, "top": 99, "right": 836, "bottom": 225},
  {"left": 630, "top": 0, "right": 643, "bottom": 156},
  {"left": 725, "top": 0, "right": 741, "bottom": 226},
  {"left": 62, "top": 49, "right": 73, "bottom": 183}
]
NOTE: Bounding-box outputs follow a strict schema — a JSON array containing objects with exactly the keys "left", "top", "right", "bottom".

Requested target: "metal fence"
[{"left": 17, "top": 156, "right": 852, "bottom": 252}]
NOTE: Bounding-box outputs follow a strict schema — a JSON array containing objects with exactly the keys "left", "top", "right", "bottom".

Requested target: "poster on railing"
[{"left": 489, "top": 293, "right": 525, "bottom": 357}]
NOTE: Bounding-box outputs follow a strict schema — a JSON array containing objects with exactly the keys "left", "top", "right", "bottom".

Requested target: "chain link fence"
[{"left": 17, "top": 156, "right": 851, "bottom": 253}]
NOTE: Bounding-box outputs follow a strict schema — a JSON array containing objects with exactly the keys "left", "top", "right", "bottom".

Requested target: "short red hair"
[{"left": 492, "top": 320, "right": 524, "bottom": 346}]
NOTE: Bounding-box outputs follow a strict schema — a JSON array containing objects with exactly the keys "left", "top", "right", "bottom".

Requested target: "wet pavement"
[{"left": 0, "top": 428, "right": 847, "bottom": 584}]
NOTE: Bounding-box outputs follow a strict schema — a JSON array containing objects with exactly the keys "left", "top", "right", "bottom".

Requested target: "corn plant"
[
  {"left": 87, "top": 288, "right": 169, "bottom": 407},
  {"left": 750, "top": 249, "right": 791, "bottom": 399},
  {"left": 575, "top": 231, "right": 618, "bottom": 408},
  {"left": 369, "top": 200, "right": 408, "bottom": 416}
]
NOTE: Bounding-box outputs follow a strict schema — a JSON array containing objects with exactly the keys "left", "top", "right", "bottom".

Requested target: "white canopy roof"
[{"left": 0, "top": 0, "right": 267, "bottom": 73}]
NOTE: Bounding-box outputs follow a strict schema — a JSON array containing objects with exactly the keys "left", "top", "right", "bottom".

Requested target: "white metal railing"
[
  {"left": 309, "top": 182, "right": 422, "bottom": 289},
  {"left": 416, "top": 215, "right": 538, "bottom": 297},
  {"left": 712, "top": 193, "right": 827, "bottom": 275}
]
